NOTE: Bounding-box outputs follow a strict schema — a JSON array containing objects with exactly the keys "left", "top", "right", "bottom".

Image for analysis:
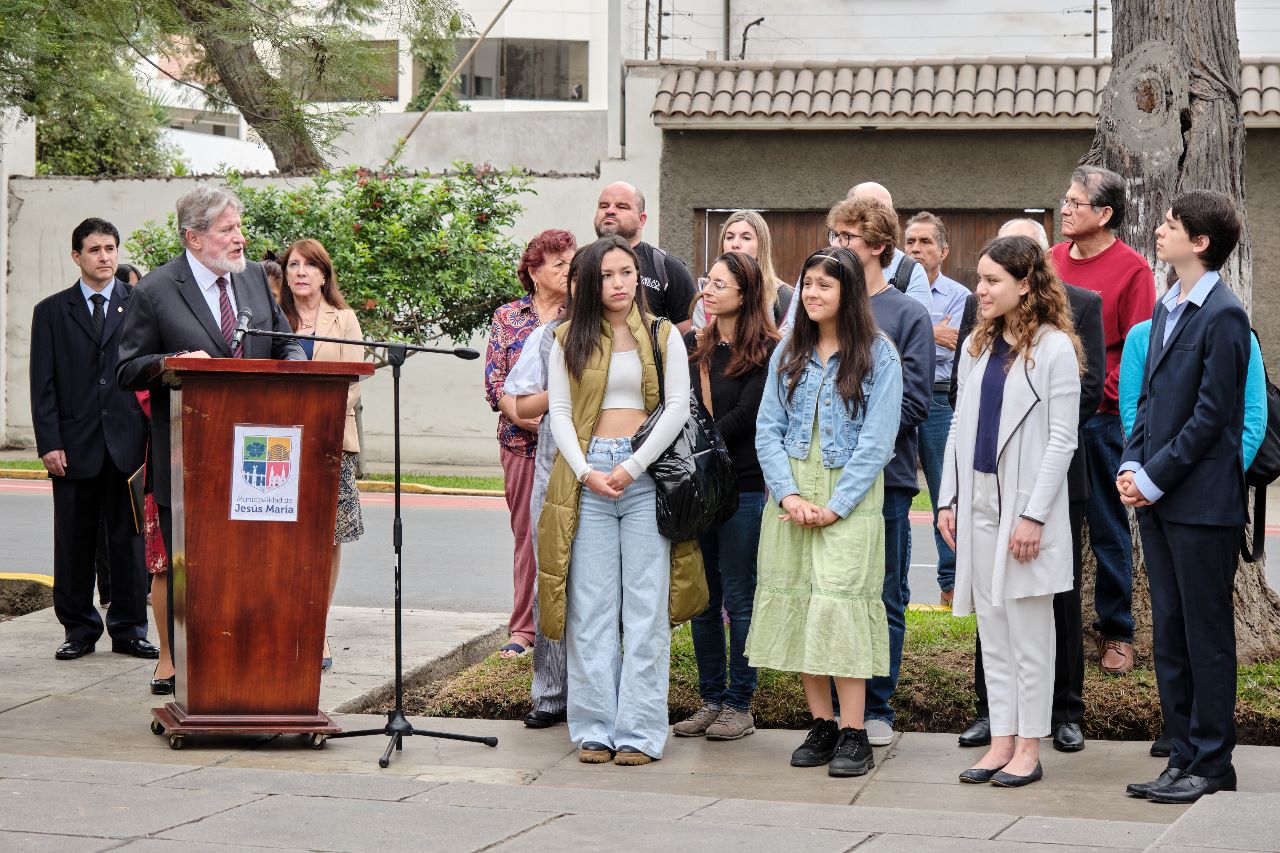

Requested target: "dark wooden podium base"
[{"left": 150, "top": 703, "right": 342, "bottom": 750}]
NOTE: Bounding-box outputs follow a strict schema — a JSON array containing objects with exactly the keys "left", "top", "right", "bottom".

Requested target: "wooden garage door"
[{"left": 694, "top": 208, "right": 1055, "bottom": 290}]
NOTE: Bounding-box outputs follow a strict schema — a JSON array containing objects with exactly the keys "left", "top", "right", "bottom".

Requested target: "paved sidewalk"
[{"left": 2, "top": 603, "right": 1279, "bottom": 851}]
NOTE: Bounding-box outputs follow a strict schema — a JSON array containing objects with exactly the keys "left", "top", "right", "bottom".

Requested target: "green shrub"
[{"left": 127, "top": 164, "right": 532, "bottom": 344}]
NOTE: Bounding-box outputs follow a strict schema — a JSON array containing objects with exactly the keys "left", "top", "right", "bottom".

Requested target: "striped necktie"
[{"left": 216, "top": 277, "right": 241, "bottom": 356}]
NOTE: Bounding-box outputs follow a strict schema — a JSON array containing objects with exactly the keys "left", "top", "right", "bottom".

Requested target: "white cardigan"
[{"left": 939, "top": 328, "right": 1081, "bottom": 614}]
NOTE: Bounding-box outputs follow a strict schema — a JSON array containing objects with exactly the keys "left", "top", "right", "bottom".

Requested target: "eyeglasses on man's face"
[
  {"left": 1060, "top": 197, "right": 1098, "bottom": 213},
  {"left": 828, "top": 229, "right": 863, "bottom": 247}
]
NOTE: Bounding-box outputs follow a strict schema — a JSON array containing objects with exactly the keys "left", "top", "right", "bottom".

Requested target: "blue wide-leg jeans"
[{"left": 564, "top": 438, "right": 672, "bottom": 759}]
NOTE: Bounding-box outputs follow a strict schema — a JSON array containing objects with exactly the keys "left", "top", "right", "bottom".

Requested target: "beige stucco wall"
[{"left": 659, "top": 126, "right": 1279, "bottom": 370}]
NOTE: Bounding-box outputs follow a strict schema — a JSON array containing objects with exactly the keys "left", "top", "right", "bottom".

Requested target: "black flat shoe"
[
  {"left": 523, "top": 710, "right": 566, "bottom": 729},
  {"left": 959, "top": 766, "right": 1005, "bottom": 783},
  {"left": 150, "top": 675, "right": 175, "bottom": 695},
  {"left": 1126, "top": 766, "right": 1185, "bottom": 799},
  {"left": 1052, "top": 722, "right": 1085, "bottom": 752},
  {"left": 55, "top": 640, "right": 95, "bottom": 660},
  {"left": 958, "top": 716, "right": 991, "bottom": 747},
  {"left": 1148, "top": 769, "right": 1237, "bottom": 804},
  {"left": 991, "top": 762, "right": 1043, "bottom": 787},
  {"left": 112, "top": 638, "right": 160, "bottom": 659}
]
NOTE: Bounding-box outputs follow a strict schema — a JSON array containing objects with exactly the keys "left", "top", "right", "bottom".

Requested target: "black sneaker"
[
  {"left": 790, "top": 718, "right": 840, "bottom": 767},
  {"left": 828, "top": 727, "right": 875, "bottom": 777}
]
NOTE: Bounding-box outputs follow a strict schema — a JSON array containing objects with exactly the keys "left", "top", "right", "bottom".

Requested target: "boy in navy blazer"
[{"left": 1117, "top": 190, "right": 1249, "bottom": 804}]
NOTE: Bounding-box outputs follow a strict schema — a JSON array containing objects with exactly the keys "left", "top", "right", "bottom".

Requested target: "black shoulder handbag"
[{"left": 631, "top": 320, "right": 739, "bottom": 541}]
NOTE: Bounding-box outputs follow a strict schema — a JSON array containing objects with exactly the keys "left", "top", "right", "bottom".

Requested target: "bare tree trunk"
[
  {"left": 1081, "top": 0, "right": 1280, "bottom": 663},
  {"left": 173, "top": 0, "right": 326, "bottom": 173}
]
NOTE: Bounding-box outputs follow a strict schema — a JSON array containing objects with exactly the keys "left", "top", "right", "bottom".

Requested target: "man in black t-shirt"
[{"left": 593, "top": 181, "right": 697, "bottom": 332}]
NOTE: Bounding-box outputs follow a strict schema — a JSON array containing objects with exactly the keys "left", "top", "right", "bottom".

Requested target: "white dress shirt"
[{"left": 186, "top": 250, "right": 238, "bottom": 328}]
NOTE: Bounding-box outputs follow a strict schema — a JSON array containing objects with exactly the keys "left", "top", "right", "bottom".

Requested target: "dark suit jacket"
[
  {"left": 116, "top": 253, "right": 305, "bottom": 505},
  {"left": 951, "top": 284, "right": 1104, "bottom": 502},
  {"left": 30, "top": 281, "right": 147, "bottom": 479},
  {"left": 1122, "top": 281, "right": 1249, "bottom": 527}
]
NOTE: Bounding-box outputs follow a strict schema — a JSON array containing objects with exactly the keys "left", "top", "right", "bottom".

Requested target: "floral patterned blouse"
[{"left": 485, "top": 294, "right": 543, "bottom": 457}]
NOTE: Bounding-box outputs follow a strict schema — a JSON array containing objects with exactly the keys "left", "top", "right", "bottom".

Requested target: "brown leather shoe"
[{"left": 1099, "top": 639, "right": 1134, "bottom": 675}]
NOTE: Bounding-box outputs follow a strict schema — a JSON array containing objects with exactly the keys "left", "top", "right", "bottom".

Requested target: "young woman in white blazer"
[{"left": 938, "top": 235, "right": 1083, "bottom": 788}]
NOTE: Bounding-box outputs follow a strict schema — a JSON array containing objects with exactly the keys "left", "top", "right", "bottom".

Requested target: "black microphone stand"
[{"left": 245, "top": 328, "right": 498, "bottom": 766}]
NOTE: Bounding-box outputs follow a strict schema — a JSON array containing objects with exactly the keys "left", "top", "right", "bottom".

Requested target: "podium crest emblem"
[{"left": 241, "top": 434, "right": 293, "bottom": 492}]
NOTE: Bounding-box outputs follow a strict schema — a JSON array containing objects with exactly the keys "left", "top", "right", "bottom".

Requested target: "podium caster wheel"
[
  {"left": 168, "top": 734, "right": 185, "bottom": 750},
  {"left": 310, "top": 734, "right": 328, "bottom": 749},
  {"left": 150, "top": 720, "right": 165, "bottom": 736}
]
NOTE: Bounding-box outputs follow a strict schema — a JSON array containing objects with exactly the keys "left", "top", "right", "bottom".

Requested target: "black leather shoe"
[
  {"left": 959, "top": 766, "right": 1005, "bottom": 783},
  {"left": 523, "top": 710, "right": 566, "bottom": 728},
  {"left": 958, "top": 716, "right": 991, "bottom": 747},
  {"left": 1148, "top": 769, "right": 1237, "bottom": 804},
  {"left": 991, "top": 762, "right": 1043, "bottom": 787},
  {"left": 790, "top": 718, "right": 840, "bottom": 767},
  {"left": 1126, "top": 766, "right": 1186, "bottom": 799},
  {"left": 150, "top": 675, "right": 175, "bottom": 695},
  {"left": 55, "top": 640, "right": 95, "bottom": 660},
  {"left": 1150, "top": 731, "right": 1172, "bottom": 758},
  {"left": 1052, "top": 722, "right": 1085, "bottom": 752},
  {"left": 112, "top": 638, "right": 160, "bottom": 659}
]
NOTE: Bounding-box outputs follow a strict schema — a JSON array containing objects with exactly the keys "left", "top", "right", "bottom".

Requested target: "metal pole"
[
  {"left": 723, "top": 0, "right": 731, "bottom": 60},
  {"left": 644, "top": 0, "right": 652, "bottom": 60},
  {"left": 656, "top": 0, "right": 663, "bottom": 61},
  {"left": 1093, "top": 0, "right": 1099, "bottom": 59}
]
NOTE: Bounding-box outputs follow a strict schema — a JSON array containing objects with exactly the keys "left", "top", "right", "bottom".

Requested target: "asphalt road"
[{"left": 3, "top": 480, "right": 1278, "bottom": 614}]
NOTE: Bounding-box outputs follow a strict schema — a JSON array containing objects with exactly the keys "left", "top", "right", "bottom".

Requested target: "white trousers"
[{"left": 970, "top": 471, "right": 1055, "bottom": 739}]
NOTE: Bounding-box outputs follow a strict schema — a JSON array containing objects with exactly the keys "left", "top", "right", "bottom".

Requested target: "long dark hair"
[
  {"left": 690, "top": 251, "right": 779, "bottom": 378},
  {"left": 779, "top": 247, "right": 878, "bottom": 415},
  {"left": 968, "top": 235, "right": 1084, "bottom": 374},
  {"left": 279, "top": 238, "right": 350, "bottom": 331},
  {"left": 560, "top": 236, "right": 646, "bottom": 379}
]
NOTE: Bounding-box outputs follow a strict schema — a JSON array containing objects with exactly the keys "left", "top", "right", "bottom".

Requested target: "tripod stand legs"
[{"left": 330, "top": 708, "right": 498, "bottom": 767}]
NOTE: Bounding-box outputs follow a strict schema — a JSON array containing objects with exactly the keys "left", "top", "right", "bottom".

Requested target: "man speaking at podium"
[{"left": 117, "top": 185, "right": 305, "bottom": 578}]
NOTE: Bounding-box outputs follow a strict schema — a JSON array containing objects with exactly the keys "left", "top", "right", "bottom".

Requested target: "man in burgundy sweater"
[{"left": 1050, "top": 166, "right": 1156, "bottom": 675}]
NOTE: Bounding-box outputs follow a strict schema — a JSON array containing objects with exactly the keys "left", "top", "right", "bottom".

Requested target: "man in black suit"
[
  {"left": 1119, "top": 190, "right": 1249, "bottom": 805},
  {"left": 950, "top": 218, "right": 1106, "bottom": 753},
  {"left": 31, "top": 218, "right": 154, "bottom": 661},
  {"left": 116, "top": 186, "right": 305, "bottom": 680}
]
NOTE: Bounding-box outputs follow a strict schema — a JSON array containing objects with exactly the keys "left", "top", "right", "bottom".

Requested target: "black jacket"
[
  {"left": 1123, "top": 282, "right": 1249, "bottom": 526},
  {"left": 116, "top": 254, "right": 305, "bottom": 505},
  {"left": 30, "top": 281, "right": 148, "bottom": 478},
  {"left": 951, "top": 284, "right": 1104, "bottom": 502}
]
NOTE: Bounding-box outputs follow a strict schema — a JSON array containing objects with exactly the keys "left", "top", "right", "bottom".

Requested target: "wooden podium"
[{"left": 150, "top": 357, "right": 374, "bottom": 749}]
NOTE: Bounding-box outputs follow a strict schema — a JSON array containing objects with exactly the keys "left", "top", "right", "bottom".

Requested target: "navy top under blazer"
[{"left": 1121, "top": 278, "right": 1250, "bottom": 527}]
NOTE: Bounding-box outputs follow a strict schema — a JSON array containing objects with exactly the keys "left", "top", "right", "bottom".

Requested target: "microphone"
[
  {"left": 231, "top": 307, "right": 253, "bottom": 349},
  {"left": 453, "top": 347, "right": 480, "bottom": 360}
]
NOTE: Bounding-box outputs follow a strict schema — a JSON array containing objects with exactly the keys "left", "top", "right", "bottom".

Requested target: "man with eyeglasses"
[
  {"left": 844, "top": 183, "right": 932, "bottom": 315},
  {"left": 1050, "top": 165, "right": 1156, "bottom": 677}
]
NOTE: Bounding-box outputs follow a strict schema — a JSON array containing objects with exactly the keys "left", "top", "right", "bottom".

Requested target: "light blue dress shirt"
[
  {"left": 929, "top": 273, "right": 970, "bottom": 384},
  {"left": 78, "top": 279, "right": 115, "bottom": 315}
]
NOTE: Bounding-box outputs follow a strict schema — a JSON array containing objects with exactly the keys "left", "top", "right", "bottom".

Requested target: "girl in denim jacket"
[{"left": 745, "top": 248, "right": 902, "bottom": 778}]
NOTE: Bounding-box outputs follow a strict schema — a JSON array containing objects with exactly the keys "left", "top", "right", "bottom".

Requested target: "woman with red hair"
[{"left": 485, "top": 229, "right": 577, "bottom": 658}]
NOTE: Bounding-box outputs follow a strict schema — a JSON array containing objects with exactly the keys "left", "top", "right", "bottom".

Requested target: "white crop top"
[
  {"left": 599, "top": 350, "right": 646, "bottom": 410},
  {"left": 547, "top": 328, "right": 690, "bottom": 482}
]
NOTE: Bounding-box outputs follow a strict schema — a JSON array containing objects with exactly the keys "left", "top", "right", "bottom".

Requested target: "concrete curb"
[{"left": 330, "top": 623, "right": 508, "bottom": 714}]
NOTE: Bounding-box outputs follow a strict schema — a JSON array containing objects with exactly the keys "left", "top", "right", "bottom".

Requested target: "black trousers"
[
  {"left": 51, "top": 459, "right": 147, "bottom": 644},
  {"left": 975, "top": 501, "right": 1085, "bottom": 724},
  {"left": 1139, "top": 511, "right": 1238, "bottom": 778}
]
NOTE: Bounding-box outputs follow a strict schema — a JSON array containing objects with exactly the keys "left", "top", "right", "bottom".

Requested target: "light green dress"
[{"left": 744, "top": 426, "right": 889, "bottom": 679}]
